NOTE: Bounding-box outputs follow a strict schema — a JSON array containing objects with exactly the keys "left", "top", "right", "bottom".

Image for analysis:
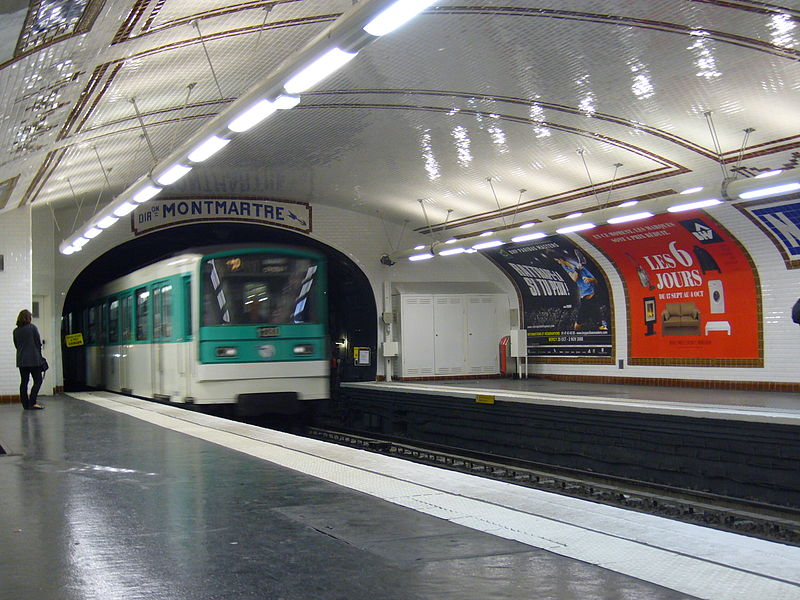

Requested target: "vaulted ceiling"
[{"left": 1, "top": 0, "right": 798, "bottom": 247}]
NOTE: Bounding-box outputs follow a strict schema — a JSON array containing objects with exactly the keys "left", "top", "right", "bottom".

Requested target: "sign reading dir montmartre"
[{"left": 132, "top": 197, "right": 312, "bottom": 235}]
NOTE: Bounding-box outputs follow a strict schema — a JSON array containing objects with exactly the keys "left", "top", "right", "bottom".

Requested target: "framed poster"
[
  {"left": 485, "top": 237, "right": 613, "bottom": 361},
  {"left": 583, "top": 210, "right": 762, "bottom": 366}
]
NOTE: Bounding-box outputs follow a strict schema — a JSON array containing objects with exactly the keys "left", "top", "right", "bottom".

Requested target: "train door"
[
  {"left": 151, "top": 281, "right": 173, "bottom": 399},
  {"left": 119, "top": 294, "right": 133, "bottom": 392},
  {"left": 32, "top": 296, "right": 53, "bottom": 395}
]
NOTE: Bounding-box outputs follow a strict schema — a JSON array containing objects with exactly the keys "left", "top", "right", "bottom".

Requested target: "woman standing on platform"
[{"left": 13, "top": 309, "right": 45, "bottom": 410}]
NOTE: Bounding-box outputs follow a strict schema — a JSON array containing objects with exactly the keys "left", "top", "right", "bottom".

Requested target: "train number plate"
[{"left": 258, "top": 326, "right": 280, "bottom": 338}]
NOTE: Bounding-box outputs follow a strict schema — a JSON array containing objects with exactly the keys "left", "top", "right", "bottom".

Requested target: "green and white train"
[{"left": 64, "top": 245, "right": 329, "bottom": 415}]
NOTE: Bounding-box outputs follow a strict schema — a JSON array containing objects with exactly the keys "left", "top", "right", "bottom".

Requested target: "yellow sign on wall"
[{"left": 65, "top": 333, "right": 84, "bottom": 347}]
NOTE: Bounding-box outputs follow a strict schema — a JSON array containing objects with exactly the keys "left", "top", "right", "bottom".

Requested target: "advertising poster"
[
  {"left": 486, "top": 237, "right": 613, "bottom": 359},
  {"left": 736, "top": 197, "right": 800, "bottom": 269},
  {"left": 583, "top": 211, "right": 762, "bottom": 366}
]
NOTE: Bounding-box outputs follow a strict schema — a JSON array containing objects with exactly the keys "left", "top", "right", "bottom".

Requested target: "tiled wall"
[{"left": 0, "top": 206, "right": 32, "bottom": 398}]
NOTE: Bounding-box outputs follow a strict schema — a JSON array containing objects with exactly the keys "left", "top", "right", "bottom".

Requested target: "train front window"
[{"left": 201, "top": 254, "right": 319, "bottom": 326}]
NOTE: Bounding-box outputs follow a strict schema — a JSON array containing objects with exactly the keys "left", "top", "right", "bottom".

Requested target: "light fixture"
[
  {"left": 97, "top": 215, "right": 119, "bottom": 229},
  {"left": 62, "top": 246, "right": 76, "bottom": 255},
  {"left": 414, "top": 244, "right": 425, "bottom": 250},
  {"left": 283, "top": 47, "right": 357, "bottom": 95},
  {"left": 680, "top": 186, "right": 704, "bottom": 195},
  {"left": 607, "top": 211, "right": 654, "bottom": 224},
  {"left": 273, "top": 94, "right": 301, "bottom": 110},
  {"left": 619, "top": 200, "right": 639, "bottom": 207},
  {"left": 155, "top": 164, "right": 192, "bottom": 186},
  {"left": 113, "top": 201, "right": 137, "bottom": 217},
  {"left": 754, "top": 169, "right": 782, "bottom": 179},
  {"left": 667, "top": 198, "right": 722, "bottom": 212},
  {"left": 445, "top": 238, "right": 458, "bottom": 244},
  {"left": 188, "top": 135, "right": 231, "bottom": 163},
  {"left": 363, "top": 0, "right": 436, "bottom": 37},
  {"left": 565, "top": 212, "right": 583, "bottom": 219},
  {"left": 480, "top": 231, "right": 494, "bottom": 237},
  {"left": 438, "top": 247, "right": 466, "bottom": 256},
  {"left": 511, "top": 232, "right": 547, "bottom": 243},
  {"left": 472, "top": 240, "right": 504, "bottom": 250},
  {"left": 556, "top": 222, "right": 595, "bottom": 234},
  {"left": 132, "top": 184, "right": 161, "bottom": 203},
  {"left": 72, "top": 237, "right": 89, "bottom": 249},
  {"left": 409, "top": 252, "right": 434, "bottom": 261},
  {"left": 519, "top": 222, "right": 535, "bottom": 228},
  {"left": 739, "top": 182, "right": 800, "bottom": 200},
  {"left": 83, "top": 227, "right": 102, "bottom": 239},
  {"left": 227, "top": 99, "right": 276, "bottom": 132}
]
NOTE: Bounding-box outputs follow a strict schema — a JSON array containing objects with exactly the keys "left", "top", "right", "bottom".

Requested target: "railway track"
[{"left": 306, "top": 427, "right": 800, "bottom": 546}]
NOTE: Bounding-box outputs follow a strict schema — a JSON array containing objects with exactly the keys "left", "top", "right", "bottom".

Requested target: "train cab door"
[{"left": 151, "top": 281, "right": 173, "bottom": 399}]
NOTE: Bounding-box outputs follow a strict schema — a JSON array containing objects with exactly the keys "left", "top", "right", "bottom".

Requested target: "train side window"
[
  {"left": 121, "top": 295, "right": 132, "bottom": 342},
  {"left": 183, "top": 276, "right": 192, "bottom": 339},
  {"left": 153, "top": 287, "right": 162, "bottom": 339},
  {"left": 161, "top": 284, "right": 173, "bottom": 338},
  {"left": 136, "top": 287, "right": 150, "bottom": 341},
  {"left": 88, "top": 306, "right": 98, "bottom": 344},
  {"left": 108, "top": 298, "right": 119, "bottom": 343}
]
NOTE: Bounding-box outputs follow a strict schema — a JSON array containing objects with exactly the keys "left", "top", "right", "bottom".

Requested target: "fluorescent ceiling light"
[
  {"left": 409, "top": 252, "right": 434, "bottom": 261},
  {"left": 62, "top": 246, "right": 76, "bottom": 255},
  {"left": 619, "top": 200, "right": 638, "bottom": 207},
  {"left": 480, "top": 231, "right": 494, "bottom": 237},
  {"left": 188, "top": 135, "right": 231, "bottom": 163},
  {"left": 113, "top": 201, "right": 137, "bottom": 217},
  {"left": 667, "top": 198, "right": 722, "bottom": 212},
  {"left": 566, "top": 212, "right": 583, "bottom": 219},
  {"left": 133, "top": 184, "right": 162, "bottom": 203},
  {"left": 556, "top": 222, "right": 595, "bottom": 234},
  {"left": 465, "top": 248, "right": 477, "bottom": 253},
  {"left": 414, "top": 244, "right": 425, "bottom": 250},
  {"left": 363, "top": 0, "right": 436, "bottom": 37},
  {"left": 754, "top": 169, "right": 782, "bottom": 179},
  {"left": 72, "top": 236, "right": 89, "bottom": 249},
  {"left": 520, "top": 222, "right": 535, "bottom": 228},
  {"left": 83, "top": 227, "right": 102, "bottom": 239},
  {"left": 512, "top": 232, "right": 547, "bottom": 243},
  {"left": 445, "top": 238, "right": 458, "bottom": 244},
  {"left": 607, "top": 211, "right": 654, "bottom": 224},
  {"left": 439, "top": 247, "right": 465, "bottom": 256},
  {"left": 739, "top": 182, "right": 800, "bottom": 200},
  {"left": 156, "top": 164, "right": 192, "bottom": 186},
  {"left": 227, "top": 99, "right": 276, "bottom": 132},
  {"left": 284, "top": 48, "right": 357, "bottom": 95},
  {"left": 473, "top": 240, "right": 504, "bottom": 250},
  {"left": 97, "top": 215, "right": 119, "bottom": 229},
  {"left": 273, "top": 94, "right": 301, "bottom": 110},
  {"left": 680, "top": 186, "right": 704, "bottom": 195}
]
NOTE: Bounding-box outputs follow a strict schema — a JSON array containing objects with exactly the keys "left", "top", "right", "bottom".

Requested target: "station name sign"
[{"left": 132, "top": 197, "right": 312, "bottom": 235}]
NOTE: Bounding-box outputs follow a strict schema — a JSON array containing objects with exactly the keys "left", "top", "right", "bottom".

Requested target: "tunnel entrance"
[{"left": 61, "top": 223, "right": 377, "bottom": 394}]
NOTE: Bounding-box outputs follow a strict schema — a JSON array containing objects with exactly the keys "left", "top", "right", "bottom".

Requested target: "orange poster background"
[{"left": 583, "top": 210, "right": 761, "bottom": 363}]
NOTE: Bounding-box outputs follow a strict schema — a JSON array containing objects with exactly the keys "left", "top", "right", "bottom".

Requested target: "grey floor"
[{"left": 0, "top": 395, "right": 697, "bottom": 600}]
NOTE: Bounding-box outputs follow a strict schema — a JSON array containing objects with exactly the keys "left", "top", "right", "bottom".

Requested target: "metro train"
[{"left": 63, "top": 245, "right": 329, "bottom": 415}]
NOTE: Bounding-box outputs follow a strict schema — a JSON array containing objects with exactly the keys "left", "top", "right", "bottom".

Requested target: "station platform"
[{"left": 1, "top": 392, "right": 799, "bottom": 599}]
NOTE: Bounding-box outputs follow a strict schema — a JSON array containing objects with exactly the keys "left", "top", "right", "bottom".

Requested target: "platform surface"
[
  {"left": 1, "top": 393, "right": 799, "bottom": 600},
  {"left": 344, "top": 377, "right": 800, "bottom": 425}
]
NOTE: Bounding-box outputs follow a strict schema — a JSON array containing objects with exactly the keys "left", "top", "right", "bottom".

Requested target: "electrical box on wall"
[
  {"left": 509, "top": 329, "right": 527, "bottom": 358},
  {"left": 382, "top": 341, "right": 399, "bottom": 357}
]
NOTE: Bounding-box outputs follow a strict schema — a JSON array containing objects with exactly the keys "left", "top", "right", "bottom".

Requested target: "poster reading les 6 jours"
[{"left": 584, "top": 211, "right": 762, "bottom": 365}]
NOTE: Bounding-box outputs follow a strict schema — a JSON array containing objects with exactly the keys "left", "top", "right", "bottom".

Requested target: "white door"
[
  {"left": 399, "top": 296, "right": 435, "bottom": 377},
  {"left": 466, "top": 295, "right": 499, "bottom": 374},
  {"left": 433, "top": 295, "right": 465, "bottom": 375},
  {"left": 32, "top": 295, "right": 53, "bottom": 394}
]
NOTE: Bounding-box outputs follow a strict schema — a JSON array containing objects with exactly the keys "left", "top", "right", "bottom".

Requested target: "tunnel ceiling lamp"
[
  {"left": 83, "top": 226, "right": 102, "bottom": 239},
  {"left": 438, "top": 246, "right": 465, "bottom": 256},
  {"left": 556, "top": 222, "right": 595, "bottom": 234},
  {"left": 667, "top": 198, "right": 721, "bottom": 213},
  {"left": 680, "top": 186, "right": 704, "bottom": 195},
  {"left": 511, "top": 231, "right": 547, "bottom": 243},
  {"left": 409, "top": 252, "right": 434, "bottom": 261},
  {"left": 472, "top": 239, "right": 504, "bottom": 250},
  {"left": 519, "top": 222, "right": 535, "bottom": 228},
  {"left": 132, "top": 183, "right": 162, "bottom": 204},
  {"left": 96, "top": 215, "right": 119, "bottom": 229},
  {"left": 754, "top": 169, "right": 783, "bottom": 179},
  {"left": 113, "top": 201, "right": 137, "bottom": 217},
  {"left": 363, "top": 0, "right": 436, "bottom": 36},
  {"left": 227, "top": 99, "right": 277, "bottom": 132},
  {"left": 607, "top": 211, "right": 654, "bottom": 224},
  {"left": 739, "top": 182, "right": 800, "bottom": 200},
  {"left": 565, "top": 211, "right": 583, "bottom": 219},
  {"left": 155, "top": 164, "right": 192, "bottom": 186},
  {"left": 618, "top": 200, "right": 638, "bottom": 207},
  {"left": 283, "top": 47, "right": 357, "bottom": 95},
  {"left": 188, "top": 135, "right": 231, "bottom": 163}
]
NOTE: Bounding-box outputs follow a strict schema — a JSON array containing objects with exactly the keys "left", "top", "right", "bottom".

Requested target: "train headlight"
[
  {"left": 215, "top": 346, "right": 239, "bottom": 358},
  {"left": 293, "top": 344, "right": 314, "bottom": 355}
]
